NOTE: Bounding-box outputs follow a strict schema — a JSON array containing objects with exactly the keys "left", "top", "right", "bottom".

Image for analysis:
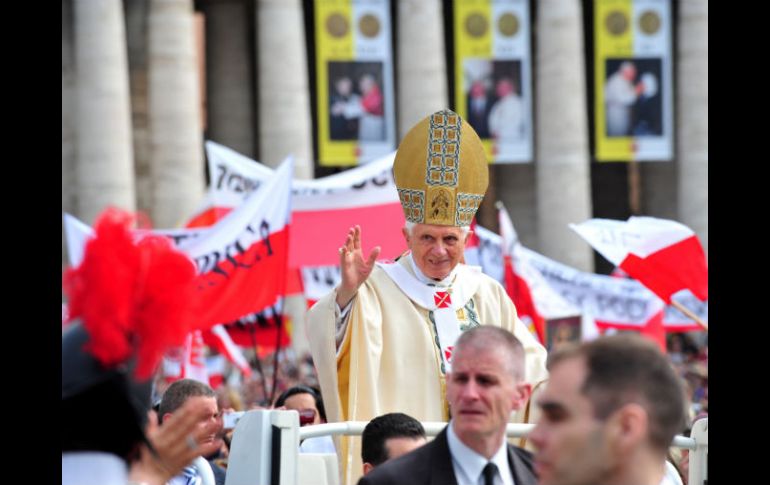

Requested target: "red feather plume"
[{"left": 63, "top": 208, "right": 197, "bottom": 379}]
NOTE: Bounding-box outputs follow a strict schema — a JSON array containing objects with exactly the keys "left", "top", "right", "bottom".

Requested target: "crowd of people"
[{"left": 62, "top": 108, "right": 706, "bottom": 485}]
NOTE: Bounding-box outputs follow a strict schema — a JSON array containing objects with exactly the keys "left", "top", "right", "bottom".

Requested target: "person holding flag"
[{"left": 307, "top": 109, "right": 548, "bottom": 485}]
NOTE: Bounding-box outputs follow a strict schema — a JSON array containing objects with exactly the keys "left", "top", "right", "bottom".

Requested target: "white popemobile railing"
[{"left": 224, "top": 410, "right": 707, "bottom": 485}]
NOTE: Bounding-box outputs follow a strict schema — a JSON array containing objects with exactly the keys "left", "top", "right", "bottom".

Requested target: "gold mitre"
[{"left": 394, "top": 109, "right": 488, "bottom": 227}]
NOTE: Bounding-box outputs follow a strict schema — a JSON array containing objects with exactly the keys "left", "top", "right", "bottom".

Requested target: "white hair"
[{"left": 404, "top": 221, "right": 471, "bottom": 236}]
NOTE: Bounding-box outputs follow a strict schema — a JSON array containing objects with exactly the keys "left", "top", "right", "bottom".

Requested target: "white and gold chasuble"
[{"left": 306, "top": 256, "right": 549, "bottom": 485}]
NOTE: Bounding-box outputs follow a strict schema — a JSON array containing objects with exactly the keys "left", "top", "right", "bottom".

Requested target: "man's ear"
[
  {"left": 363, "top": 462, "right": 375, "bottom": 475},
  {"left": 402, "top": 226, "right": 411, "bottom": 245},
  {"left": 512, "top": 382, "right": 532, "bottom": 410},
  {"left": 607, "top": 403, "right": 648, "bottom": 452}
]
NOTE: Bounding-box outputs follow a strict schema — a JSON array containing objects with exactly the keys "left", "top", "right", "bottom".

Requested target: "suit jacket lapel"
[
  {"left": 430, "top": 427, "right": 459, "bottom": 485},
  {"left": 508, "top": 445, "right": 537, "bottom": 485}
]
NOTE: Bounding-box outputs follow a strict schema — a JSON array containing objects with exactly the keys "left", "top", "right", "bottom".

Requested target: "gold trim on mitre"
[{"left": 394, "top": 109, "right": 488, "bottom": 226}]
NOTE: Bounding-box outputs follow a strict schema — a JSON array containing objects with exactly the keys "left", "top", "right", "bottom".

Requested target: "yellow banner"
[
  {"left": 595, "top": 0, "right": 636, "bottom": 161},
  {"left": 316, "top": 0, "right": 356, "bottom": 166},
  {"left": 453, "top": 0, "right": 494, "bottom": 162}
]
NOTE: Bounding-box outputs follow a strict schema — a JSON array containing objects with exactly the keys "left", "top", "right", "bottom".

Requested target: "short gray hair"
[
  {"left": 454, "top": 326, "right": 526, "bottom": 380},
  {"left": 404, "top": 221, "right": 471, "bottom": 236}
]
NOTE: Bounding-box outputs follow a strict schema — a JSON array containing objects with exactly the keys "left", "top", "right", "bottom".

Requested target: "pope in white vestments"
[{"left": 307, "top": 109, "right": 549, "bottom": 485}]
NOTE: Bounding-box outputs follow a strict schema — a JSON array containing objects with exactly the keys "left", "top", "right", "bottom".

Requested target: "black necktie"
[{"left": 482, "top": 462, "right": 498, "bottom": 485}]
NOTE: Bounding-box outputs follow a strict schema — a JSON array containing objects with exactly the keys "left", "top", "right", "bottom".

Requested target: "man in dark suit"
[
  {"left": 466, "top": 80, "right": 492, "bottom": 139},
  {"left": 358, "top": 326, "right": 537, "bottom": 485}
]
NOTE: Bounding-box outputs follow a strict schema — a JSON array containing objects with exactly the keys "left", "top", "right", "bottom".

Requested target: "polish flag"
[
  {"left": 570, "top": 217, "right": 708, "bottom": 303},
  {"left": 203, "top": 324, "right": 252, "bottom": 377},
  {"left": 221, "top": 301, "right": 292, "bottom": 357},
  {"left": 639, "top": 309, "right": 667, "bottom": 353},
  {"left": 185, "top": 192, "right": 231, "bottom": 229},
  {"left": 498, "top": 203, "right": 546, "bottom": 344},
  {"left": 180, "top": 331, "right": 209, "bottom": 384},
  {"left": 203, "top": 141, "right": 406, "bottom": 267},
  {"left": 182, "top": 157, "right": 293, "bottom": 329},
  {"left": 610, "top": 266, "right": 704, "bottom": 333}
]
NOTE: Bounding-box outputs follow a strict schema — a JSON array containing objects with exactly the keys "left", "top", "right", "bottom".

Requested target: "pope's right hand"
[{"left": 336, "top": 225, "right": 380, "bottom": 308}]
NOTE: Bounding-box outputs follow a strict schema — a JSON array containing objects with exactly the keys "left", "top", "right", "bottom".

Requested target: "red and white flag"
[
  {"left": 203, "top": 324, "right": 252, "bottom": 377},
  {"left": 182, "top": 157, "right": 293, "bottom": 329},
  {"left": 471, "top": 225, "right": 580, "bottom": 321},
  {"left": 570, "top": 217, "right": 708, "bottom": 303},
  {"left": 203, "top": 141, "right": 405, "bottom": 267},
  {"left": 498, "top": 203, "right": 546, "bottom": 344},
  {"left": 220, "top": 299, "right": 292, "bottom": 357},
  {"left": 639, "top": 308, "right": 667, "bottom": 353},
  {"left": 180, "top": 330, "right": 209, "bottom": 384},
  {"left": 62, "top": 160, "right": 293, "bottom": 370},
  {"left": 160, "top": 332, "right": 213, "bottom": 386}
]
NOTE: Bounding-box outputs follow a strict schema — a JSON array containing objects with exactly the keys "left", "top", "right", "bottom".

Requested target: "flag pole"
[{"left": 671, "top": 300, "right": 708, "bottom": 330}]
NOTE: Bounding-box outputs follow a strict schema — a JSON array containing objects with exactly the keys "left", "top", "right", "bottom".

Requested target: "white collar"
[
  {"left": 62, "top": 452, "right": 128, "bottom": 485},
  {"left": 447, "top": 422, "right": 514, "bottom": 485},
  {"left": 406, "top": 253, "right": 456, "bottom": 287}
]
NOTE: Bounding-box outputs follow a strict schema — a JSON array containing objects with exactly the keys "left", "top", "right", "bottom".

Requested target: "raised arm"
[{"left": 335, "top": 225, "right": 381, "bottom": 308}]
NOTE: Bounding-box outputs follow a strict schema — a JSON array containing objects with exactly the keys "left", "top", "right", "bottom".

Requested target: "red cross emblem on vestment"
[{"left": 434, "top": 291, "right": 452, "bottom": 308}]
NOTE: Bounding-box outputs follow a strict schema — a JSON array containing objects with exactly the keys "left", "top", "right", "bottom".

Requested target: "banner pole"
[{"left": 671, "top": 300, "right": 708, "bottom": 330}]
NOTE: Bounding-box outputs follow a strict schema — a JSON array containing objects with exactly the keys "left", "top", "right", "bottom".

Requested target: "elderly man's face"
[
  {"left": 446, "top": 345, "right": 528, "bottom": 447},
  {"left": 403, "top": 223, "right": 468, "bottom": 280},
  {"left": 529, "top": 358, "right": 616, "bottom": 485}
]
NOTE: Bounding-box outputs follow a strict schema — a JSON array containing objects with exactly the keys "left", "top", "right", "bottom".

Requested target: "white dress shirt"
[
  {"left": 62, "top": 452, "right": 128, "bottom": 485},
  {"left": 446, "top": 421, "right": 514, "bottom": 485}
]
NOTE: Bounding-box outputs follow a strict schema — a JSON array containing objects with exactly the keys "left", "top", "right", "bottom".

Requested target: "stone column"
[
  {"left": 396, "top": 0, "right": 448, "bottom": 136},
  {"left": 534, "top": 0, "right": 593, "bottom": 272},
  {"left": 255, "top": 0, "right": 313, "bottom": 178},
  {"left": 496, "top": 164, "right": 538, "bottom": 249},
  {"left": 676, "top": 0, "right": 708, "bottom": 254},
  {"left": 640, "top": 162, "right": 678, "bottom": 220},
  {"left": 147, "top": 0, "right": 206, "bottom": 228},
  {"left": 204, "top": 0, "right": 256, "bottom": 158},
  {"left": 62, "top": 0, "right": 77, "bottom": 265},
  {"left": 74, "top": 0, "right": 136, "bottom": 223},
  {"left": 125, "top": 0, "right": 153, "bottom": 215}
]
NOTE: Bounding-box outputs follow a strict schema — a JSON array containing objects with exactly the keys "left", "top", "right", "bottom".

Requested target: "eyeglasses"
[{"left": 298, "top": 409, "right": 316, "bottom": 426}]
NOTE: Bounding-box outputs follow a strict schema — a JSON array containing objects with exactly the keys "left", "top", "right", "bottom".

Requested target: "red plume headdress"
[{"left": 63, "top": 208, "right": 196, "bottom": 379}]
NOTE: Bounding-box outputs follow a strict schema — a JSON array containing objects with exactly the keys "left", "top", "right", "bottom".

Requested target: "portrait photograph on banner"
[
  {"left": 453, "top": 0, "right": 533, "bottom": 163},
  {"left": 327, "top": 61, "right": 386, "bottom": 142},
  {"left": 604, "top": 57, "right": 663, "bottom": 138},
  {"left": 314, "top": 0, "right": 396, "bottom": 166},
  {"left": 594, "top": 0, "right": 673, "bottom": 161}
]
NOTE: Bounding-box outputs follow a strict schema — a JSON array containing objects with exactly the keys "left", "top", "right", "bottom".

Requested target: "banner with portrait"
[
  {"left": 594, "top": 0, "right": 673, "bottom": 161},
  {"left": 453, "top": 0, "right": 533, "bottom": 163},
  {"left": 315, "top": 0, "right": 396, "bottom": 166}
]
